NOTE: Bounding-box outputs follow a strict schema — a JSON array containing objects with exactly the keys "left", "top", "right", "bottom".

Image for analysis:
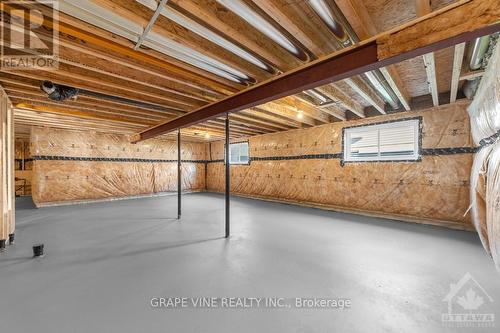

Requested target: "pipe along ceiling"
[
  {"left": 307, "top": 0, "right": 400, "bottom": 110},
  {"left": 56, "top": 0, "right": 256, "bottom": 84},
  {"left": 54, "top": 0, "right": 401, "bottom": 108}
]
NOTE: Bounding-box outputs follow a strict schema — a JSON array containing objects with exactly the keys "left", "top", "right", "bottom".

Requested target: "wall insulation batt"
[
  {"left": 15, "top": 138, "right": 32, "bottom": 196},
  {"left": 30, "top": 128, "right": 206, "bottom": 206},
  {"left": 468, "top": 39, "right": 500, "bottom": 272},
  {"left": 208, "top": 101, "right": 474, "bottom": 229}
]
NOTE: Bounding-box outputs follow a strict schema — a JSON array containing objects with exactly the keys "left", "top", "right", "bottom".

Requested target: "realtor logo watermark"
[
  {"left": 442, "top": 272, "right": 495, "bottom": 328},
  {"left": 0, "top": 0, "right": 59, "bottom": 70},
  {"left": 150, "top": 297, "right": 351, "bottom": 310}
]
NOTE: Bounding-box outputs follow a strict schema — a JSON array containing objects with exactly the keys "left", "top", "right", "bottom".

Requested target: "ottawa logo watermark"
[
  {"left": 442, "top": 272, "right": 495, "bottom": 328},
  {"left": 0, "top": 0, "right": 59, "bottom": 70}
]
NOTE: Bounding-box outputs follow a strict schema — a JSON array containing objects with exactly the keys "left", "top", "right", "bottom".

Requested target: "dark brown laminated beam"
[{"left": 132, "top": 0, "right": 500, "bottom": 142}]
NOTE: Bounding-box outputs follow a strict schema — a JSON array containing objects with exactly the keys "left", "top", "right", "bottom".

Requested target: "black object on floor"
[
  {"left": 33, "top": 244, "right": 44, "bottom": 257},
  {"left": 9, "top": 233, "right": 15, "bottom": 245},
  {"left": 0, "top": 239, "right": 5, "bottom": 252}
]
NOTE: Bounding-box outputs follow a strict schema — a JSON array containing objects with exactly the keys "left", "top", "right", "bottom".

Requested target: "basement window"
[
  {"left": 227, "top": 142, "right": 250, "bottom": 165},
  {"left": 343, "top": 119, "right": 420, "bottom": 162}
]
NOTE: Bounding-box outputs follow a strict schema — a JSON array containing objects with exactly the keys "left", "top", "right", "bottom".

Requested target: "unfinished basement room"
[{"left": 1, "top": 0, "right": 500, "bottom": 332}]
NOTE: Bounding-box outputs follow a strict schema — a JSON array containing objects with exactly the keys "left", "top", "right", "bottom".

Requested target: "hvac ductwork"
[
  {"left": 463, "top": 34, "right": 496, "bottom": 99},
  {"left": 41, "top": 81, "right": 79, "bottom": 101},
  {"left": 469, "top": 36, "right": 491, "bottom": 70},
  {"left": 308, "top": 0, "right": 400, "bottom": 109},
  {"left": 308, "top": 0, "right": 355, "bottom": 47}
]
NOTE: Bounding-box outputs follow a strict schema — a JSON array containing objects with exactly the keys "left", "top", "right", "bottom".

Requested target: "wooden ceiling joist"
[
  {"left": 258, "top": 102, "right": 316, "bottom": 127},
  {"left": 316, "top": 84, "right": 365, "bottom": 118},
  {"left": 3, "top": 0, "right": 498, "bottom": 141},
  {"left": 230, "top": 114, "right": 292, "bottom": 132},
  {"left": 281, "top": 96, "right": 332, "bottom": 124},
  {"left": 8, "top": 25, "right": 223, "bottom": 102},
  {"left": 0, "top": 76, "right": 186, "bottom": 118},
  {"left": 242, "top": 109, "right": 302, "bottom": 129},
  {"left": 14, "top": 102, "right": 158, "bottom": 126},
  {"left": 294, "top": 94, "right": 346, "bottom": 121},
  {"left": 335, "top": 0, "right": 411, "bottom": 111},
  {"left": 2, "top": 85, "right": 175, "bottom": 120},
  {"left": 10, "top": 97, "right": 166, "bottom": 125},
  {"left": 90, "top": 0, "right": 272, "bottom": 83},
  {"left": 166, "top": 0, "right": 304, "bottom": 72},
  {"left": 14, "top": 108, "right": 230, "bottom": 141},
  {"left": 2, "top": 70, "right": 189, "bottom": 114},
  {"left": 450, "top": 43, "right": 466, "bottom": 103},
  {"left": 423, "top": 53, "right": 439, "bottom": 107},
  {"left": 379, "top": 66, "right": 411, "bottom": 111},
  {"left": 345, "top": 76, "right": 386, "bottom": 114},
  {"left": 56, "top": 41, "right": 224, "bottom": 101},
  {"left": 416, "top": 0, "right": 439, "bottom": 107},
  {"left": 131, "top": 0, "right": 500, "bottom": 142},
  {"left": 1, "top": 1, "right": 242, "bottom": 94}
]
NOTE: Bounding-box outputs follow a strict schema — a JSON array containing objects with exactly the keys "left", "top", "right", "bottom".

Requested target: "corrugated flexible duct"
[{"left": 40, "top": 81, "right": 79, "bottom": 102}]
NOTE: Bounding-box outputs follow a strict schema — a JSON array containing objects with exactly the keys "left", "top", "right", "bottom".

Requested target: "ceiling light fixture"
[{"left": 297, "top": 110, "right": 304, "bottom": 119}]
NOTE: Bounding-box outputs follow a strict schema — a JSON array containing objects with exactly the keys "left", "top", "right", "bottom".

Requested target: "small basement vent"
[{"left": 344, "top": 119, "right": 420, "bottom": 162}]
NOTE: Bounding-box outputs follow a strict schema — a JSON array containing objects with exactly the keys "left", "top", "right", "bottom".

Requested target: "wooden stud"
[{"left": 423, "top": 53, "right": 439, "bottom": 107}]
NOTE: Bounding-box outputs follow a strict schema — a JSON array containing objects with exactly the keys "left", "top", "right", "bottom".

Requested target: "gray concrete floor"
[{"left": 1, "top": 193, "right": 499, "bottom": 333}]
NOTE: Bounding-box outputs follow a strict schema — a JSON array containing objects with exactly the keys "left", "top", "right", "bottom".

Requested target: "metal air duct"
[{"left": 308, "top": 0, "right": 400, "bottom": 109}]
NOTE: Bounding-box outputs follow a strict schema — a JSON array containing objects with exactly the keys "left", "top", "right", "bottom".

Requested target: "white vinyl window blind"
[
  {"left": 226, "top": 142, "right": 250, "bottom": 165},
  {"left": 343, "top": 119, "right": 420, "bottom": 162}
]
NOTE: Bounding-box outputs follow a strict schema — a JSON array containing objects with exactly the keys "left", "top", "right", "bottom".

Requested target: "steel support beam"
[
  {"left": 225, "top": 114, "right": 230, "bottom": 238},
  {"left": 177, "top": 129, "right": 181, "bottom": 219}
]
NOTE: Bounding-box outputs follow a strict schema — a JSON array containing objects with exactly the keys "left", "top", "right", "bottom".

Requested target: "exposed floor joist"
[
  {"left": 417, "top": 0, "right": 439, "bottom": 107},
  {"left": 294, "top": 94, "right": 346, "bottom": 121},
  {"left": 0, "top": 0, "right": 494, "bottom": 141},
  {"left": 335, "top": 0, "right": 411, "bottom": 111},
  {"left": 423, "top": 53, "right": 440, "bottom": 107},
  {"left": 345, "top": 76, "right": 386, "bottom": 114},
  {"left": 450, "top": 43, "right": 466, "bottom": 103},
  {"left": 315, "top": 84, "right": 365, "bottom": 118},
  {"left": 132, "top": 0, "right": 500, "bottom": 141}
]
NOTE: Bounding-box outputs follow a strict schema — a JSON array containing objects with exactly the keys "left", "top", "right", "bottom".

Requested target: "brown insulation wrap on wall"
[
  {"left": 15, "top": 138, "right": 32, "bottom": 196},
  {"left": 468, "top": 42, "right": 500, "bottom": 272},
  {"left": 208, "top": 101, "right": 474, "bottom": 228},
  {"left": 30, "top": 128, "right": 206, "bottom": 206}
]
